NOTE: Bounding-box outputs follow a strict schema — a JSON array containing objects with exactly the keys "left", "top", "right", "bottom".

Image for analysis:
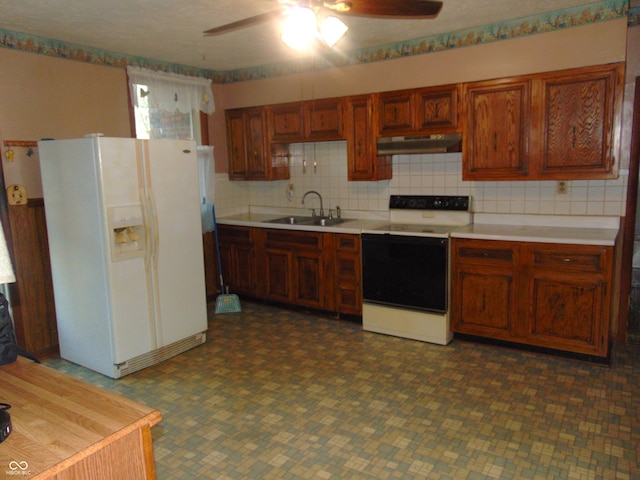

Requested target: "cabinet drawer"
[
  {"left": 264, "top": 229, "right": 323, "bottom": 250},
  {"left": 217, "top": 225, "right": 252, "bottom": 244},
  {"left": 334, "top": 234, "right": 360, "bottom": 252},
  {"left": 453, "top": 239, "right": 518, "bottom": 266},
  {"left": 531, "top": 246, "right": 609, "bottom": 273}
]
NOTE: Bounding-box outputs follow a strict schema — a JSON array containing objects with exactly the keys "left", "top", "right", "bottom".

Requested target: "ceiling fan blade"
[
  {"left": 338, "top": 0, "right": 443, "bottom": 18},
  {"left": 203, "top": 10, "right": 283, "bottom": 36}
]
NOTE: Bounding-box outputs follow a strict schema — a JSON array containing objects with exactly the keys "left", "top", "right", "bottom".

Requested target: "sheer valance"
[{"left": 127, "top": 66, "right": 215, "bottom": 115}]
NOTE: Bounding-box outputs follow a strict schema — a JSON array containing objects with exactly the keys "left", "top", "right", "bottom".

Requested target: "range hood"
[{"left": 377, "top": 133, "right": 462, "bottom": 155}]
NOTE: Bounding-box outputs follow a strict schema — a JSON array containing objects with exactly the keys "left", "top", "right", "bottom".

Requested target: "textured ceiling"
[{"left": 0, "top": 1, "right": 625, "bottom": 72}]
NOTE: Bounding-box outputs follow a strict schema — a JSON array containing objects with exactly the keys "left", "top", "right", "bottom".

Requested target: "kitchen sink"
[
  {"left": 309, "top": 217, "right": 351, "bottom": 226},
  {"left": 264, "top": 216, "right": 352, "bottom": 227},
  {"left": 265, "top": 215, "right": 315, "bottom": 225}
]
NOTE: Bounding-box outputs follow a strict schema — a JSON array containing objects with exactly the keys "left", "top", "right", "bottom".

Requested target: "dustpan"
[
  {"left": 212, "top": 204, "right": 241, "bottom": 314},
  {"left": 215, "top": 287, "right": 241, "bottom": 314}
]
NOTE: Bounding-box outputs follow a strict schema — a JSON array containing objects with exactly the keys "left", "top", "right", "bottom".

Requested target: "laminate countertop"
[
  {"left": 450, "top": 213, "right": 620, "bottom": 246},
  {"left": 217, "top": 211, "right": 621, "bottom": 246}
]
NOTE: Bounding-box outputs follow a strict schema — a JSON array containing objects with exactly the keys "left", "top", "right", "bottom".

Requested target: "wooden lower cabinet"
[
  {"left": 333, "top": 234, "right": 362, "bottom": 316},
  {"left": 452, "top": 238, "right": 613, "bottom": 357},
  {"left": 259, "top": 228, "right": 329, "bottom": 310},
  {"left": 216, "top": 225, "right": 257, "bottom": 298},
  {"left": 216, "top": 225, "right": 361, "bottom": 316}
]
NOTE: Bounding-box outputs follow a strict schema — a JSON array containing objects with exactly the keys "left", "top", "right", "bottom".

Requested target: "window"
[{"left": 127, "top": 67, "right": 215, "bottom": 144}]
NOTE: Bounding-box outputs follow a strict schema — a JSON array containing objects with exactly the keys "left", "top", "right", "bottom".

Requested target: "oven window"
[{"left": 362, "top": 234, "right": 447, "bottom": 313}]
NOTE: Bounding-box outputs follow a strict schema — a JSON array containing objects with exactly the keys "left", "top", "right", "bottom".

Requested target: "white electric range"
[{"left": 361, "top": 195, "right": 471, "bottom": 345}]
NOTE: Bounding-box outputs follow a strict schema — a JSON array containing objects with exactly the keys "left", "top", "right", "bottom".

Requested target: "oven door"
[{"left": 361, "top": 233, "right": 447, "bottom": 313}]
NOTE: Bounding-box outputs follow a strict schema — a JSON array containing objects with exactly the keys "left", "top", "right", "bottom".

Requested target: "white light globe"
[{"left": 281, "top": 7, "right": 317, "bottom": 50}]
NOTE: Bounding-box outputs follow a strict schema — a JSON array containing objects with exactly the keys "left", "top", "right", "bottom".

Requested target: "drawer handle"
[{"left": 563, "top": 258, "right": 572, "bottom": 262}]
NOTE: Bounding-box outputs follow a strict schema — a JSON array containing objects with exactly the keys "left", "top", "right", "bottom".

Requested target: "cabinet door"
[
  {"left": 217, "top": 226, "right": 256, "bottom": 297},
  {"left": 378, "top": 91, "right": 414, "bottom": 135},
  {"left": 451, "top": 239, "right": 521, "bottom": 339},
  {"left": 452, "top": 265, "right": 518, "bottom": 339},
  {"left": 292, "top": 250, "right": 325, "bottom": 309},
  {"left": 233, "top": 244, "right": 256, "bottom": 297},
  {"left": 245, "top": 108, "right": 268, "bottom": 180},
  {"left": 347, "top": 95, "right": 392, "bottom": 181},
  {"left": 526, "top": 243, "right": 612, "bottom": 356},
  {"left": 269, "top": 103, "right": 304, "bottom": 142},
  {"left": 416, "top": 85, "right": 460, "bottom": 132},
  {"left": 528, "top": 272, "right": 607, "bottom": 355},
  {"left": 463, "top": 79, "right": 531, "bottom": 180},
  {"left": 226, "top": 110, "right": 248, "bottom": 179},
  {"left": 304, "top": 98, "right": 345, "bottom": 140},
  {"left": 263, "top": 248, "right": 292, "bottom": 302},
  {"left": 538, "top": 64, "right": 622, "bottom": 179}
]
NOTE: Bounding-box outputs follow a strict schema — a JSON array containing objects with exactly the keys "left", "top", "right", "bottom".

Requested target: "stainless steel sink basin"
[
  {"left": 310, "top": 217, "right": 351, "bottom": 226},
  {"left": 265, "top": 215, "right": 315, "bottom": 225},
  {"left": 264, "top": 216, "right": 352, "bottom": 227}
]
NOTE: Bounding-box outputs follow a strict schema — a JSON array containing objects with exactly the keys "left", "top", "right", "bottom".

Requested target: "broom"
[{"left": 212, "top": 203, "right": 241, "bottom": 314}]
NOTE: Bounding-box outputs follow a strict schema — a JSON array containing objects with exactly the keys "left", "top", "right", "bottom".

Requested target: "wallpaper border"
[{"left": 0, "top": 0, "right": 632, "bottom": 84}]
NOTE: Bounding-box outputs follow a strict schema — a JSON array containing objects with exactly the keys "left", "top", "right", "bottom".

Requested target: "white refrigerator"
[{"left": 39, "top": 136, "right": 208, "bottom": 378}]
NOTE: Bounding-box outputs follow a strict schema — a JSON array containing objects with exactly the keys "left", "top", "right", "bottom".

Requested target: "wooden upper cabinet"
[
  {"left": 378, "top": 91, "right": 414, "bottom": 135},
  {"left": 347, "top": 95, "right": 392, "bottom": 181},
  {"left": 269, "top": 103, "right": 304, "bottom": 142},
  {"left": 226, "top": 110, "right": 249, "bottom": 180},
  {"left": 377, "top": 84, "right": 461, "bottom": 136},
  {"left": 226, "top": 106, "right": 290, "bottom": 181},
  {"left": 267, "top": 97, "right": 345, "bottom": 143},
  {"left": 537, "top": 63, "right": 623, "bottom": 179},
  {"left": 463, "top": 78, "right": 531, "bottom": 180},
  {"left": 245, "top": 108, "right": 269, "bottom": 180},
  {"left": 416, "top": 85, "right": 460, "bottom": 131},
  {"left": 304, "top": 97, "right": 345, "bottom": 141},
  {"left": 462, "top": 63, "right": 624, "bottom": 181}
]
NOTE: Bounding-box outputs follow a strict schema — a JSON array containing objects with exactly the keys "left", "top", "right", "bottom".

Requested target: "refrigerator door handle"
[{"left": 147, "top": 187, "right": 160, "bottom": 267}]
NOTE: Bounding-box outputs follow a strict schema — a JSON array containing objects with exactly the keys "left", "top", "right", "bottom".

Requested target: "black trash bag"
[{"left": 0, "top": 294, "right": 39, "bottom": 365}]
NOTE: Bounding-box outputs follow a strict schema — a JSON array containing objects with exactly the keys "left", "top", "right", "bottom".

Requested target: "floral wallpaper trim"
[
  {"left": 0, "top": 0, "right": 631, "bottom": 85},
  {"left": 222, "top": 0, "right": 630, "bottom": 83}
]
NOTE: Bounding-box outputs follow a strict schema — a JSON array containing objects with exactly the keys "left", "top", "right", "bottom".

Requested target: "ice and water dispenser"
[{"left": 109, "top": 205, "right": 146, "bottom": 261}]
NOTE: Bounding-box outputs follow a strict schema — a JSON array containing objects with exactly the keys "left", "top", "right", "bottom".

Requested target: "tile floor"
[{"left": 45, "top": 301, "right": 640, "bottom": 479}]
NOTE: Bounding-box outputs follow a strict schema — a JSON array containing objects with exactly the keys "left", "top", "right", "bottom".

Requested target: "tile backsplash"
[{"left": 214, "top": 141, "right": 628, "bottom": 218}]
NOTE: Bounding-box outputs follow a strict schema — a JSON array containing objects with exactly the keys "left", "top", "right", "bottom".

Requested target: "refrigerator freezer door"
[
  {"left": 143, "top": 139, "right": 207, "bottom": 346},
  {"left": 39, "top": 137, "right": 155, "bottom": 376},
  {"left": 99, "top": 138, "right": 157, "bottom": 363}
]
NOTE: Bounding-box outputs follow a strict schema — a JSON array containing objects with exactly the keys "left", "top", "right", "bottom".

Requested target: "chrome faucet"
[{"left": 301, "top": 190, "right": 324, "bottom": 218}]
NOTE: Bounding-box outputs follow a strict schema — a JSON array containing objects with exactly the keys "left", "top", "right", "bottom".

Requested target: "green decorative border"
[{"left": 0, "top": 0, "right": 631, "bottom": 84}]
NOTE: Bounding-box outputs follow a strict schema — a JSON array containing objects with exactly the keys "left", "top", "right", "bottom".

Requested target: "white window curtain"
[{"left": 126, "top": 66, "right": 215, "bottom": 115}]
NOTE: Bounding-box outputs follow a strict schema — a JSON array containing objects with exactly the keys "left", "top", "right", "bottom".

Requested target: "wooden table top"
[{"left": 0, "top": 358, "right": 162, "bottom": 478}]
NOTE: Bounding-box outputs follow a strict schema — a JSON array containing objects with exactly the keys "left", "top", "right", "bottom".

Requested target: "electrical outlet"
[
  {"left": 286, "top": 183, "right": 295, "bottom": 200},
  {"left": 557, "top": 181, "right": 568, "bottom": 195}
]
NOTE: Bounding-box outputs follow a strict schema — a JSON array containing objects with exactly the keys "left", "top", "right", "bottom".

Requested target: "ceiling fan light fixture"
[
  {"left": 281, "top": 7, "right": 317, "bottom": 50},
  {"left": 319, "top": 16, "right": 348, "bottom": 47}
]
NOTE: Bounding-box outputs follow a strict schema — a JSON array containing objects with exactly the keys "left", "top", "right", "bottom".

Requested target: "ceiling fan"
[{"left": 203, "top": 0, "right": 443, "bottom": 50}]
